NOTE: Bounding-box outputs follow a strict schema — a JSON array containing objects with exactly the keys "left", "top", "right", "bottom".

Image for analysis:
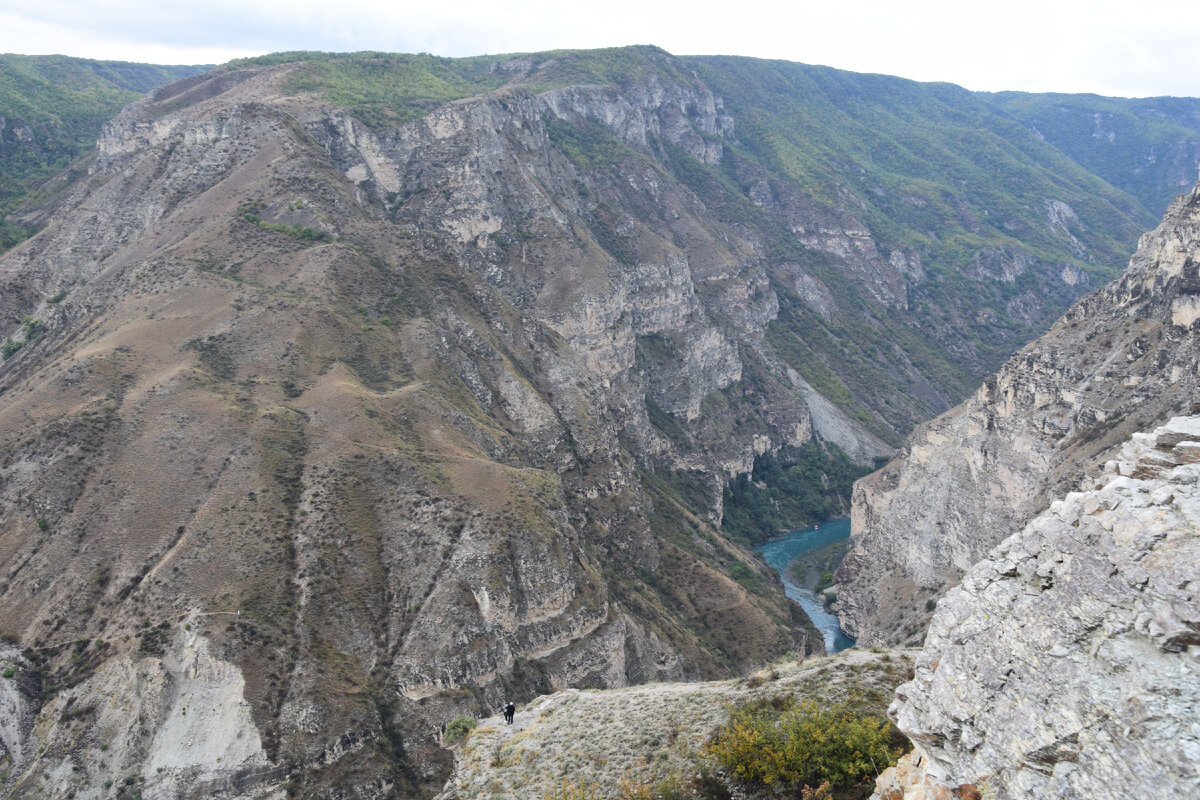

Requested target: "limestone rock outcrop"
[
  {"left": 838, "top": 176, "right": 1200, "bottom": 645},
  {"left": 877, "top": 416, "right": 1200, "bottom": 800},
  {"left": 0, "top": 644, "right": 38, "bottom": 775}
]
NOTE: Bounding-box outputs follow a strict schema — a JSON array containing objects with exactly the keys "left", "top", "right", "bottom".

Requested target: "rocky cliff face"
[
  {"left": 0, "top": 55, "right": 837, "bottom": 798},
  {"left": 837, "top": 176, "right": 1200, "bottom": 645},
  {"left": 875, "top": 416, "right": 1200, "bottom": 800},
  {"left": 0, "top": 49, "right": 1175, "bottom": 798}
]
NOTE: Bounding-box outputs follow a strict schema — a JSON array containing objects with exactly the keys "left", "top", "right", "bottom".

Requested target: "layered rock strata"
[
  {"left": 0, "top": 55, "right": 837, "bottom": 797},
  {"left": 839, "top": 176, "right": 1200, "bottom": 645},
  {"left": 0, "top": 49, "right": 1164, "bottom": 797},
  {"left": 876, "top": 416, "right": 1200, "bottom": 800}
]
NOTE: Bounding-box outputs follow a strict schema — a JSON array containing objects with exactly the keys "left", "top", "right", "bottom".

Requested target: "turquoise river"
[{"left": 757, "top": 518, "right": 855, "bottom": 653}]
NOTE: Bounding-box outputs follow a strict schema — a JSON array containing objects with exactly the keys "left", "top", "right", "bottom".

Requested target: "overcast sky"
[{"left": 1, "top": 0, "right": 1197, "bottom": 97}]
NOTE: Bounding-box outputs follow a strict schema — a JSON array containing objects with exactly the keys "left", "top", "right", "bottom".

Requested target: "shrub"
[
  {"left": 444, "top": 714, "right": 476, "bottom": 743},
  {"left": 617, "top": 771, "right": 733, "bottom": 800},
  {"left": 815, "top": 572, "right": 835, "bottom": 592},
  {"left": 543, "top": 780, "right": 602, "bottom": 800},
  {"left": 2, "top": 668, "right": 14, "bottom": 678},
  {"left": 20, "top": 316, "right": 42, "bottom": 339},
  {"left": 706, "top": 698, "right": 901, "bottom": 798}
]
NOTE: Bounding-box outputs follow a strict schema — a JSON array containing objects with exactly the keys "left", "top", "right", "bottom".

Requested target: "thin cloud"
[{"left": 0, "top": 0, "right": 1197, "bottom": 96}]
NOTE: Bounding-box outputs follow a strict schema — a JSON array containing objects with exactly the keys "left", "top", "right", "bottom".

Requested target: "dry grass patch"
[{"left": 443, "top": 648, "right": 915, "bottom": 799}]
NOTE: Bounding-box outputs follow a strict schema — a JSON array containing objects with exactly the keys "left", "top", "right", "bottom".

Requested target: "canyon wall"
[
  {"left": 876, "top": 416, "right": 1200, "bottom": 800},
  {"left": 838, "top": 176, "right": 1200, "bottom": 645}
]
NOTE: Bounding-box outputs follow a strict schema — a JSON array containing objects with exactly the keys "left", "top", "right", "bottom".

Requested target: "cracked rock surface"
[{"left": 878, "top": 416, "right": 1200, "bottom": 800}]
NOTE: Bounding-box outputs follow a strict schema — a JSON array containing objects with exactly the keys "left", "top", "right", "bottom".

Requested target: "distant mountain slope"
[
  {"left": 0, "top": 54, "right": 207, "bottom": 247},
  {"left": 687, "top": 57, "right": 1151, "bottom": 266},
  {"left": 684, "top": 56, "right": 1157, "bottom": 435},
  {"left": 248, "top": 49, "right": 1176, "bottom": 441},
  {"left": 984, "top": 91, "right": 1200, "bottom": 215},
  {"left": 6, "top": 51, "right": 1198, "bottom": 445}
]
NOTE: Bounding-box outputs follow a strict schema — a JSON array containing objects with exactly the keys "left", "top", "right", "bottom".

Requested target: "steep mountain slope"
[
  {"left": 0, "top": 48, "right": 1189, "bottom": 798},
  {"left": 837, "top": 175, "right": 1200, "bottom": 646},
  {"left": 878, "top": 416, "right": 1200, "bottom": 800},
  {"left": 680, "top": 56, "right": 1153, "bottom": 443},
  {"left": 0, "top": 52, "right": 822, "bottom": 799},
  {"left": 5, "top": 50, "right": 1171, "bottom": 449},
  {"left": 985, "top": 92, "right": 1200, "bottom": 215},
  {"left": 0, "top": 54, "right": 207, "bottom": 248}
]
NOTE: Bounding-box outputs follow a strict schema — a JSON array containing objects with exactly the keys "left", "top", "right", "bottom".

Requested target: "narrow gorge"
[{"left": 0, "top": 47, "right": 1196, "bottom": 800}]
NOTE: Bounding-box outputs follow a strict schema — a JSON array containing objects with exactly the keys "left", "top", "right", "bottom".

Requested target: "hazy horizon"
[{"left": 1, "top": 0, "right": 1198, "bottom": 98}]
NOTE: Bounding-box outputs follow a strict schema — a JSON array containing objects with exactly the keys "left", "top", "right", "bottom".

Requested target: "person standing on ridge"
[{"left": 504, "top": 701, "right": 515, "bottom": 724}]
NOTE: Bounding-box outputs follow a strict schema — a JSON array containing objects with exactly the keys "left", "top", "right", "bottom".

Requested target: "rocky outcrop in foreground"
[
  {"left": 876, "top": 416, "right": 1200, "bottom": 800},
  {"left": 837, "top": 175, "right": 1200, "bottom": 646},
  {"left": 439, "top": 648, "right": 914, "bottom": 800}
]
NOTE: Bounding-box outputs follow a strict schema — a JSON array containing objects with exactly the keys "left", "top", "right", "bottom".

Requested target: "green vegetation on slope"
[
  {"left": 985, "top": 92, "right": 1200, "bottom": 215},
  {"left": 657, "top": 55, "right": 1162, "bottom": 437},
  {"left": 0, "top": 54, "right": 206, "bottom": 248},
  {"left": 540, "top": 697, "right": 900, "bottom": 800},
  {"left": 722, "top": 443, "right": 876, "bottom": 547},
  {"left": 250, "top": 45, "right": 694, "bottom": 129},
  {"left": 272, "top": 51, "right": 506, "bottom": 127},
  {"left": 688, "top": 56, "right": 1150, "bottom": 272},
  {"left": 707, "top": 697, "right": 902, "bottom": 798},
  {"left": 451, "top": 649, "right": 913, "bottom": 800},
  {"left": 544, "top": 113, "right": 637, "bottom": 169}
]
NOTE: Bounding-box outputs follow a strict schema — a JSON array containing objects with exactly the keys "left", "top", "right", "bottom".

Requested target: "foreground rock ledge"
[
  {"left": 876, "top": 416, "right": 1200, "bottom": 800},
  {"left": 437, "top": 648, "right": 915, "bottom": 800}
]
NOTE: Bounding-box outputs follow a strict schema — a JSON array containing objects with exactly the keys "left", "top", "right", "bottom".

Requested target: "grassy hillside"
[
  {"left": 985, "top": 92, "right": 1200, "bottom": 214},
  {"left": 234, "top": 46, "right": 700, "bottom": 128},
  {"left": 0, "top": 54, "right": 207, "bottom": 248},
  {"left": 675, "top": 57, "right": 1150, "bottom": 442}
]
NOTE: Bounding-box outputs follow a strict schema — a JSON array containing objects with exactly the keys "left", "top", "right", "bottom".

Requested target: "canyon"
[{"left": 0, "top": 47, "right": 1197, "bottom": 799}]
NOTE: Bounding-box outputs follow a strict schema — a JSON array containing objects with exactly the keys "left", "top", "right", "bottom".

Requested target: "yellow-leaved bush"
[{"left": 705, "top": 698, "right": 901, "bottom": 797}]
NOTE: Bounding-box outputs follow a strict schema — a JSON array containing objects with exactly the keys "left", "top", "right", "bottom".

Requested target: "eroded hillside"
[
  {"left": 0, "top": 48, "right": 1178, "bottom": 798},
  {"left": 0, "top": 52, "right": 826, "bottom": 798}
]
